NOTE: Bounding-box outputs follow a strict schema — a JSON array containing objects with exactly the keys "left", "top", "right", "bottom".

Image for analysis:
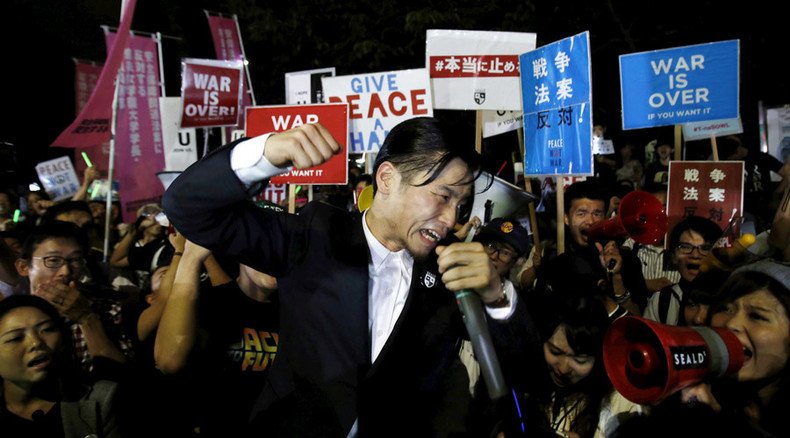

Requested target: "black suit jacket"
[{"left": 163, "top": 141, "right": 541, "bottom": 437}]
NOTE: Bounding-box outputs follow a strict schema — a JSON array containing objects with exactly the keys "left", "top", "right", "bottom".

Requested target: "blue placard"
[
  {"left": 620, "top": 40, "right": 739, "bottom": 130},
  {"left": 520, "top": 31, "right": 592, "bottom": 176}
]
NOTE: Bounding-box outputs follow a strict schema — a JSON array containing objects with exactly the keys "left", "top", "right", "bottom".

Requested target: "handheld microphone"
[
  {"left": 455, "top": 225, "right": 507, "bottom": 400},
  {"left": 32, "top": 409, "right": 46, "bottom": 422}
]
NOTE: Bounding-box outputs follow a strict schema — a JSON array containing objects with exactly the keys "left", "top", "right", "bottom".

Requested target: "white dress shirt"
[{"left": 229, "top": 135, "right": 518, "bottom": 436}]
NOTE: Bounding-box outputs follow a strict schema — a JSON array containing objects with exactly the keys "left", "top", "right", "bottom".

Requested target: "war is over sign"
[{"left": 245, "top": 103, "right": 348, "bottom": 185}]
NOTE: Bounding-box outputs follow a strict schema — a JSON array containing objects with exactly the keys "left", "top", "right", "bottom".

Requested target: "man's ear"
[
  {"left": 375, "top": 161, "right": 400, "bottom": 195},
  {"left": 15, "top": 259, "right": 30, "bottom": 277},
  {"left": 564, "top": 213, "right": 570, "bottom": 227}
]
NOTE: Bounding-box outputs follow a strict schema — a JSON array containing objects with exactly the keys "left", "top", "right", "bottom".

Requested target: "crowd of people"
[{"left": 0, "top": 116, "right": 788, "bottom": 437}]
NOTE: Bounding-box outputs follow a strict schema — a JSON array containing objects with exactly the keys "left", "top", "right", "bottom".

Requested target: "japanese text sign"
[
  {"left": 35, "top": 157, "right": 81, "bottom": 201},
  {"left": 521, "top": 31, "right": 592, "bottom": 176},
  {"left": 107, "top": 31, "right": 166, "bottom": 223},
  {"left": 323, "top": 69, "right": 431, "bottom": 153},
  {"left": 620, "top": 40, "right": 739, "bottom": 130},
  {"left": 246, "top": 103, "right": 348, "bottom": 185},
  {"left": 666, "top": 161, "right": 744, "bottom": 235},
  {"left": 180, "top": 58, "right": 244, "bottom": 128},
  {"left": 427, "top": 29, "right": 536, "bottom": 110}
]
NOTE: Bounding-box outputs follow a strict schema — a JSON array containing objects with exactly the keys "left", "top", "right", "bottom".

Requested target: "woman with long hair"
[{"left": 0, "top": 295, "right": 122, "bottom": 437}]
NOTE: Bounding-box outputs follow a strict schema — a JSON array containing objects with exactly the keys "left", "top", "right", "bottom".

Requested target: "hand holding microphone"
[
  {"left": 436, "top": 226, "right": 508, "bottom": 400},
  {"left": 596, "top": 240, "right": 623, "bottom": 275}
]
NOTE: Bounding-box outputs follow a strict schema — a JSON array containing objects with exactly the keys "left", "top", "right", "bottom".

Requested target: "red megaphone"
[
  {"left": 586, "top": 191, "right": 667, "bottom": 245},
  {"left": 603, "top": 316, "right": 744, "bottom": 405}
]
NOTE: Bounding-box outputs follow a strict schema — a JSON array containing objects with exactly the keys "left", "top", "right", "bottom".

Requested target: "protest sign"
[
  {"left": 482, "top": 110, "right": 524, "bottom": 138},
  {"left": 35, "top": 157, "right": 80, "bottom": 201},
  {"left": 520, "top": 31, "right": 592, "bottom": 176},
  {"left": 246, "top": 103, "right": 348, "bottom": 184},
  {"left": 682, "top": 117, "right": 743, "bottom": 142},
  {"left": 427, "top": 29, "right": 536, "bottom": 110},
  {"left": 285, "top": 67, "right": 336, "bottom": 105},
  {"left": 323, "top": 69, "right": 431, "bottom": 153},
  {"left": 159, "top": 97, "right": 197, "bottom": 171},
  {"left": 180, "top": 58, "right": 244, "bottom": 128},
  {"left": 620, "top": 40, "right": 739, "bottom": 130}
]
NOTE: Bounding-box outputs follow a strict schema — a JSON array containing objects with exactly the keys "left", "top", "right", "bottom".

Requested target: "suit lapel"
[{"left": 365, "top": 258, "right": 443, "bottom": 376}]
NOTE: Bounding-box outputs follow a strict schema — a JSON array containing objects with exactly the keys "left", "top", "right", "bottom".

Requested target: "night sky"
[{"left": 1, "top": 0, "right": 786, "bottom": 190}]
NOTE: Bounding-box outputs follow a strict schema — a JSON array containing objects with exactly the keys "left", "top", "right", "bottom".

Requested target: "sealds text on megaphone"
[{"left": 603, "top": 316, "right": 744, "bottom": 405}]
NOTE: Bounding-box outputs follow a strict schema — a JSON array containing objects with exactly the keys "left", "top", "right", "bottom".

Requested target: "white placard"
[
  {"left": 482, "top": 110, "right": 524, "bottom": 138},
  {"left": 682, "top": 117, "right": 743, "bottom": 142},
  {"left": 285, "top": 67, "right": 336, "bottom": 105},
  {"left": 426, "top": 29, "right": 536, "bottom": 110},
  {"left": 159, "top": 97, "right": 198, "bottom": 171},
  {"left": 35, "top": 157, "right": 80, "bottom": 201},
  {"left": 323, "top": 68, "right": 432, "bottom": 153}
]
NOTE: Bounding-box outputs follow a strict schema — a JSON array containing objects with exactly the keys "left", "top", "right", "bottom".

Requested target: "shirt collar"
[{"left": 362, "top": 210, "right": 412, "bottom": 272}]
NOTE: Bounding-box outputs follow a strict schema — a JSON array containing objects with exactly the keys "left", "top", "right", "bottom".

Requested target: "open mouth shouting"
[
  {"left": 27, "top": 353, "right": 53, "bottom": 371},
  {"left": 419, "top": 229, "right": 443, "bottom": 245}
]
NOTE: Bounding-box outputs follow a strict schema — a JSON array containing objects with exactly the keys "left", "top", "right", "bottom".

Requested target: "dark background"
[{"left": 1, "top": 0, "right": 787, "bottom": 191}]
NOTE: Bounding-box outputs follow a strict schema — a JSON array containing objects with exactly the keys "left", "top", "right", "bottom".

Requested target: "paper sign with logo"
[
  {"left": 521, "top": 31, "right": 593, "bottom": 176},
  {"left": 159, "top": 97, "right": 198, "bottom": 171},
  {"left": 483, "top": 110, "right": 524, "bottom": 138},
  {"left": 35, "top": 157, "right": 81, "bottom": 201},
  {"left": 426, "top": 29, "right": 536, "bottom": 110},
  {"left": 592, "top": 137, "right": 615, "bottom": 154},
  {"left": 180, "top": 58, "right": 244, "bottom": 128},
  {"left": 766, "top": 106, "right": 790, "bottom": 162},
  {"left": 246, "top": 103, "right": 349, "bottom": 184},
  {"left": 323, "top": 69, "right": 431, "bottom": 153},
  {"left": 285, "top": 67, "right": 336, "bottom": 105},
  {"left": 666, "top": 161, "right": 744, "bottom": 236},
  {"left": 620, "top": 40, "right": 740, "bottom": 130},
  {"left": 682, "top": 117, "right": 743, "bottom": 142}
]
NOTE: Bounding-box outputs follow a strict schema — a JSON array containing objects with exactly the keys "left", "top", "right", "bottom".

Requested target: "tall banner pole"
[
  {"left": 103, "top": 63, "right": 122, "bottom": 262},
  {"left": 475, "top": 110, "right": 483, "bottom": 154},
  {"left": 233, "top": 13, "right": 257, "bottom": 106},
  {"left": 674, "top": 125, "right": 683, "bottom": 161},
  {"left": 155, "top": 33, "right": 166, "bottom": 96},
  {"left": 556, "top": 178, "right": 565, "bottom": 255}
]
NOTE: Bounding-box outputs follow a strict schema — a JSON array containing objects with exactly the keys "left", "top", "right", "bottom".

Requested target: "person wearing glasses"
[
  {"left": 643, "top": 216, "right": 723, "bottom": 326},
  {"left": 476, "top": 217, "right": 530, "bottom": 282},
  {"left": 13, "top": 221, "right": 134, "bottom": 379}
]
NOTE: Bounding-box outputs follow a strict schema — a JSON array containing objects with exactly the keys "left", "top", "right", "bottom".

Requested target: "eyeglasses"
[
  {"left": 484, "top": 242, "right": 516, "bottom": 263},
  {"left": 676, "top": 243, "right": 713, "bottom": 255},
  {"left": 32, "top": 256, "right": 85, "bottom": 269}
]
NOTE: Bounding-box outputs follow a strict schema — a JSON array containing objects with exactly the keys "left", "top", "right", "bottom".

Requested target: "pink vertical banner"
[
  {"left": 73, "top": 60, "right": 110, "bottom": 175},
  {"left": 50, "top": 0, "right": 137, "bottom": 148},
  {"left": 105, "top": 31, "right": 165, "bottom": 222},
  {"left": 205, "top": 13, "right": 254, "bottom": 135}
]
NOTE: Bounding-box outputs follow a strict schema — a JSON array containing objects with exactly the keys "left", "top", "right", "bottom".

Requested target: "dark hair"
[
  {"left": 372, "top": 117, "right": 481, "bottom": 193},
  {"left": 20, "top": 221, "right": 88, "bottom": 261},
  {"left": 563, "top": 180, "right": 608, "bottom": 213},
  {"left": 0, "top": 294, "right": 69, "bottom": 337},
  {"left": 356, "top": 173, "right": 373, "bottom": 186},
  {"left": 41, "top": 200, "right": 92, "bottom": 225},
  {"left": 716, "top": 270, "right": 790, "bottom": 316},
  {"left": 542, "top": 294, "right": 611, "bottom": 437},
  {"left": 710, "top": 267, "right": 790, "bottom": 436},
  {"left": 0, "top": 295, "right": 81, "bottom": 398},
  {"left": 668, "top": 216, "right": 722, "bottom": 250}
]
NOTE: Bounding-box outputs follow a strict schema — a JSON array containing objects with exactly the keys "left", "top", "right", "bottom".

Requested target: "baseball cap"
[{"left": 476, "top": 217, "right": 529, "bottom": 256}]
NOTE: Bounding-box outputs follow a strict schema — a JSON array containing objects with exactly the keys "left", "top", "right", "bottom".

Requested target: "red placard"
[
  {"left": 246, "top": 103, "right": 348, "bottom": 185},
  {"left": 666, "top": 161, "right": 745, "bottom": 236},
  {"left": 180, "top": 59, "right": 244, "bottom": 128}
]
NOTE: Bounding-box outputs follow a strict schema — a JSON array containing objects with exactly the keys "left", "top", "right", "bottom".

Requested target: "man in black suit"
[{"left": 163, "top": 117, "right": 539, "bottom": 437}]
